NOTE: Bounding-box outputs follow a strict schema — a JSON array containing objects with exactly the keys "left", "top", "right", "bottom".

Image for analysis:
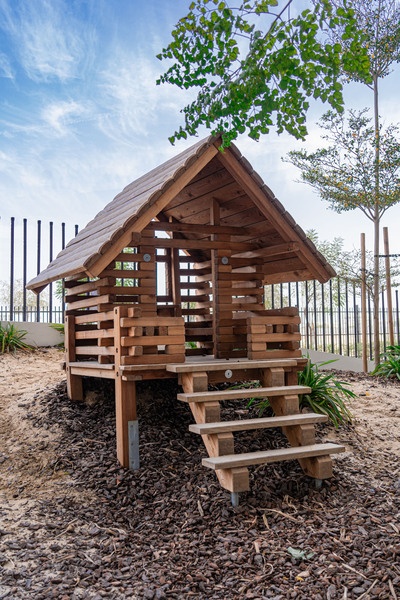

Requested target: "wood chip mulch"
[{"left": 1, "top": 377, "right": 399, "bottom": 599}]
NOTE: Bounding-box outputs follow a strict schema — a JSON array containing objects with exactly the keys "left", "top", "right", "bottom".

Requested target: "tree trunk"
[{"left": 373, "top": 73, "right": 380, "bottom": 367}]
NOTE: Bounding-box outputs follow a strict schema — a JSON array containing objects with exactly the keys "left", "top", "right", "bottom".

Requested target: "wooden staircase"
[{"left": 167, "top": 358, "right": 345, "bottom": 505}]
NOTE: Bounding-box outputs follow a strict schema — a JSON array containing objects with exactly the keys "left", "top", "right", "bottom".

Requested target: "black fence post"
[
  {"left": 61, "top": 222, "right": 66, "bottom": 321},
  {"left": 381, "top": 288, "right": 386, "bottom": 353},
  {"left": 36, "top": 220, "right": 41, "bottom": 322},
  {"left": 329, "top": 279, "right": 334, "bottom": 353},
  {"left": 49, "top": 222, "right": 53, "bottom": 323},
  {"left": 367, "top": 291, "right": 373, "bottom": 360},
  {"left": 9, "top": 217, "right": 15, "bottom": 321},
  {"left": 22, "top": 218, "right": 27, "bottom": 321},
  {"left": 345, "top": 281, "right": 350, "bottom": 356},
  {"left": 353, "top": 284, "right": 358, "bottom": 357},
  {"left": 305, "top": 282, "right": 310, "bottom": 349},
  {"left": 337, "top": 278, "right": 342, "bottom": 356},
  {"left": 313, "top": 280, "right": 317, "bottom": 350}
]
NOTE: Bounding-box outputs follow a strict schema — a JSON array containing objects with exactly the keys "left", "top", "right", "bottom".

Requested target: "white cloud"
[
  {"left": 0, "top": 0, "right": 96, "bottom": 82},
  {"left": 0, "top": 52, "right": 13, "bottom": 78},
  {"left": 41, "top": 100, "right": 87, "bottom": 135}
]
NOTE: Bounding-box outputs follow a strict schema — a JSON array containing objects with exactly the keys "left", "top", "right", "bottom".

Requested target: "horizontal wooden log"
[
  {"left": 248, "top": 333, "right": 302, "bottom": 342},
  {"left": 75, "top": 329, "right": 115, "bottom": 339},
  {"left": 144, "top": 222, "right": 251, "bottom": 236},
  {"left": 232, "top": 242, "right": 300, "bottom": 260},
  {"left": 67, "top": 295, "right": 112, "bottom": 310},
  {"left": 121, "top": 335, "right": 184, "bottom": 347},
  {"left": 75, "top": 346, "right": 115, "bottom": 355},
  {"left": 248, "top": 349, "right": 302, "bottom": 359},
  {"left": 64, "top": 277, "right": 113, "bottom": 295},
  {"left": 70, "top": 366, "right": 116, "bottom": 379},
  {"left": 166, "top": 358, "right": 298, "bottom": 373},
  {"left": 248, "top": 316, "right": 301, "bottom": 325},
  {"left": 121, "top": 354, "right": 185, "bottom": 365},
  {"left": 120, "top": 317, "right": 184, "bottom": 327},
  {"left": 137, "top": 238, "right": 257, "bottom": 251}
]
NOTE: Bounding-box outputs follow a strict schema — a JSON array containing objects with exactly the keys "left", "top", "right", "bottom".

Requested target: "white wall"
[
  {"left": 1, "top": 321, "right": 64, "bottom": 347},
  {"left": 303, "top": 349, "right": 374, "bottom": 373}
]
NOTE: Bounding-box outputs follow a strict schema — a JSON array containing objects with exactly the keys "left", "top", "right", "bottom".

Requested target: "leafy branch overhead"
[{"left": 157, "top": 0, "right": 370, "bottom": 146}]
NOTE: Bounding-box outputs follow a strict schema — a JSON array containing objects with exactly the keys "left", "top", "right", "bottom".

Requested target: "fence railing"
[
  {"left": 0, "top": 306, "right": 64, "bottom": 324},
  {"left": 1, "top": 217, "right": 400, "bottom": 359},
  {"left": 0, "top": 217, "right": 79, "bottom": 324},
  {"left": 265, "top": 281, "right": 400, "bottom": 359}
]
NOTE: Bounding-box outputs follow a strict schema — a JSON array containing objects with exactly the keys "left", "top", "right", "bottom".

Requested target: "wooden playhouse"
[{"left": 28, "top": 136, "right": 344, "bottom": 504}]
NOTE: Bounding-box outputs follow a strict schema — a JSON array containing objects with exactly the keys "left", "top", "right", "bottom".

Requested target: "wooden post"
[
  {"left": 65, "top": 315, "right": 83, "bottom": 401},
  {"left": 171, "top": 233, "right": 182, "bottom": 317},
  {"left": 114, "top": 306, "right": 139, "bottom": 469},
  {"left": 361, "top": 234, "right": 368, "bottom": 373},
  {"left": 383, "top": 227, "right": 394, "bottom": 346}
]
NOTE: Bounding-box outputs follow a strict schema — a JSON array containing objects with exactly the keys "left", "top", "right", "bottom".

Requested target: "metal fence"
[
  {"left": 1, "top": 217, "right": 399, "bottom": 359},
  {"left": 0, "top": 217, "right": 79, "bottom": 324},
  {"left": 265, "top": 280, "right": 400, "bottom": 359}
]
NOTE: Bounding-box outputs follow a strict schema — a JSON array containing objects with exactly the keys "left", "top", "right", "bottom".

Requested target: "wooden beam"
[
  {"left": 215, "top": 145, "right": 333, "bottom": 283},
  {"left": 232, "top": 242, "right": 300, "bottom": 259},
  {"left": 145, "top": 221, "right": 251, "bottom": 236}
]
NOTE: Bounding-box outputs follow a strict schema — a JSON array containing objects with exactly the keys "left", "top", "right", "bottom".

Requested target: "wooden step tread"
[
  {"left": 167, "top": 358, "right": 298, "bottom": 373},
  {"left": 189, "top": 413, "right": 328, "bottom": 435},
  {"left": 178, "top": 385, "right": 311, "bottom": 403},
  {"left": 202, "top": 443, "right": 345, "bottom": 470}
]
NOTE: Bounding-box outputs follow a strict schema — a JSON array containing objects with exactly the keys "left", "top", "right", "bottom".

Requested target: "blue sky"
[{"left": 0, "top": 0, "right": 400, "bottom": 285}]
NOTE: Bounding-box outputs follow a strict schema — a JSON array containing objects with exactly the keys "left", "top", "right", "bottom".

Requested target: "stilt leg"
[
  {"left": 115, "top": 374, "right": 137, "bottom": 468},
  {"left": 230, "top": 492, "right": 240, "bottom": 507}
]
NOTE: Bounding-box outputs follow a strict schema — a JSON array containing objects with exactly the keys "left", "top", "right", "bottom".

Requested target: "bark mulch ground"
[{"left": 1, "top": 376, "right": 399, "bottom": 599}]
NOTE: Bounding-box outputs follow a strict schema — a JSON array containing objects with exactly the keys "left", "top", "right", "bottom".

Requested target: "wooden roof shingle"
[{"left": 27, "top": 135, "right": 335, "bottom": 292}]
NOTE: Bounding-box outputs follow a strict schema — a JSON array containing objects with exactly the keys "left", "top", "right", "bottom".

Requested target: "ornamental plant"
[
  {"left": 297, "top": 358, "right": 354, "bottom": 427},
  {"left": 371, "top": 344, "right": 400, "bottom": 380},
  {"left": 0, "top": 322, "right": 33, "bottom": 353},
  {"left": 247, "top": 357, "right": 354, "bottom": 427}
]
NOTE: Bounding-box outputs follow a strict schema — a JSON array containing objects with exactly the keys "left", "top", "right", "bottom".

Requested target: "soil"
[{"left": 0, "top": 349, "right": 399, "bottom": 600}]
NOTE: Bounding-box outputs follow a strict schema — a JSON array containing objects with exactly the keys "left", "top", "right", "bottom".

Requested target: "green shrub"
[
  {"left": 298, "top": 358, "right": 354, "bottom": 427},
  {"left": 0, "top": 323, "right": 33, "bottom": 353},
  {"left": 247, "top": 357, "right": 355, "bottom": 427},
  {"left": 372, "top": 344, "right": 400, "bottom": 380}
]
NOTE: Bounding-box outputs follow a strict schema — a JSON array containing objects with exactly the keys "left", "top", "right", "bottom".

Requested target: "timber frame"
[{"left": 28, "top": 136, "right": 344, "bottom": 502}]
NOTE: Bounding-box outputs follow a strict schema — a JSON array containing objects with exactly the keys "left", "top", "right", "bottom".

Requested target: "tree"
[
  {"left": 285, "top": 110, "right": 400, "bottom": 225},
  {"left": 286, "top": 108, "right": 400, "bottom": 365},
  {"left": 306, "top": 230, "right": 400, "bottom": 296},
  {"left": 314, "top": 0, "right": 400, "bottom": 364},
  {"left": 0, "top": 279, "right": 48, "bottom": 309},
  {"left": 157, "top": 0, "right": 370, "bottom": 147}
]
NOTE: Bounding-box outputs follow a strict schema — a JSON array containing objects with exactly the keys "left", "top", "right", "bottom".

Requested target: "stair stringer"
[{"left": 260, "top": 367, "right": 333, "bottom": 479}]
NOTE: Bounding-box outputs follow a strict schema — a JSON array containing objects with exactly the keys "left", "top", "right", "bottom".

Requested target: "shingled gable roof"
[{"left": 27, "top": 135, "right": 335, "bottom": 293}]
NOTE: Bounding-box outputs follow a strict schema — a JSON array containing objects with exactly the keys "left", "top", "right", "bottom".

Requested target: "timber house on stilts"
[{"left": 28, "top": 135, "right": 345, "bottom": 505}]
